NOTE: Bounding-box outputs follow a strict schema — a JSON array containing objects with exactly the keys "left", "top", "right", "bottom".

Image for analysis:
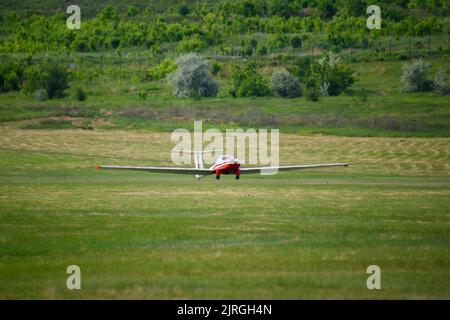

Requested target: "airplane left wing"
[
  {"left": 97, "top": 165, "right": 215, "bottom": 175},
  {"left": 240, "top": 163, "right": 349, "bottom": 174}
]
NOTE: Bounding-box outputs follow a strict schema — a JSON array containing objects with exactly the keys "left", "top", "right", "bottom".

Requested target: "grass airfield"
[{"left": 0, "top": 126, "right": 449, "bottom": 299}]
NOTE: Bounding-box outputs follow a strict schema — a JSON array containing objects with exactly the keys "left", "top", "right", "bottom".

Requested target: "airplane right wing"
[{"left": 239, "top": 163, "right": 350, "bottom": 174}]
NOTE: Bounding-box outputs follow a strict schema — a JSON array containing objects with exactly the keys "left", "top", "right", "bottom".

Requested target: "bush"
[
  {"left": 357, "top": 88, "right": 368, "bottom": 101},
  {"left": 75, "top": 88, "right": 86, "bottom": 101},
  {"left": 270, "top": 69, "right": 302, "bottom": 98},
  {"left": 33, "top": 88, "right": 48, "bottom": 101},
  {"left": 22, "top": 60, "right": 69, "bottom": 99},
  {"left": 400, "top": 59, "right": 432, "bottom": 93},
  {"left": 127, "top": 5, "right": 138, "bottom": 17},
  {"left": 230, "top": 63, "right": 270, "bottom": 98},
  {"left": 290, "top": 54, "right": 354, "bottom": 96},
  {"left": 167, "top": 53, "right": 218, "bottom": 98},
  {"left": 176, "top": 36, "right": 206, "bottom": 53},
  {"left": 0, "top": 58, "right": 30, "bottom": 92},
  {"left": 138, "top": 91, "right": 148, "bottom": 100},
  {"left": 179, "top": 4, "right": 191, "bottom": 16},
  {"left": 311, "top": 52, "right": 355, "bottom": 96},
  {"left": 432, "top": 67, "right": 450, "bottom": 95},
  {"left": 211, "top": 62, "right": 221, "bottom": 76},
  {"left": 147, "top": 59, "right": 176, "bottom": 81},
  {"left": 305, "top": 86, "right": 320, "bottom": 102}
]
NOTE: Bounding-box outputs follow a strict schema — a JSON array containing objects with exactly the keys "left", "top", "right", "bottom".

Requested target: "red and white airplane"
[{"left": 97, "top": 150, "right": 349, "bottom": 180}]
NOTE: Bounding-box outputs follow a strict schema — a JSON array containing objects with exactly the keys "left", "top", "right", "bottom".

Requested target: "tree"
[
  {"left": 270, "top": 69, "right": 302, "bottom": 98},
  {"left": 127, "top": 5, "right": 138, "bottom": 17},
  {"left": 147, "top": 59, "right": 176, "bottom": 81},
  {"left": 22, "top": 60, "right": 69, "bottom": 99},
  {"left": 346, "top": 0, "right": 366, "bottom": 17},
  {"left": 290, "top": 35, "right": 302, "bottom": 56},
  {"left": 317, "top": 0, "right": 337, "bottom": 19},
  {"left": 167, "top": 53, "right": 218, "bottom": 97},
  {"left": 176, "top": 36, "right": 206, "bottom": 53},
  {"left": 230, "top": 63, "right": 270, "bottom": 97},
  {"left": 179, "top": 4, "right": 191, "bottom": 17},
  {"left": 309, "top": 52, "right": 355, "bottom": 96}
]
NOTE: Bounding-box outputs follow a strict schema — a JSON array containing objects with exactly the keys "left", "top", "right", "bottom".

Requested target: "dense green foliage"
[
  {"left": 147, "top": 58, "right": 176, "bottom": 80},
  {"left": 230, "top": 63, "right": 270, "bottom": 97},
  {"left": 0, "top": 58, "right": 69, "bottom": 99},
  {"left": 0, "top": 1, "right": 448, "bottom": 55},
  {"left": 0, "top": 1, "right": 448, "bottom": 134}
]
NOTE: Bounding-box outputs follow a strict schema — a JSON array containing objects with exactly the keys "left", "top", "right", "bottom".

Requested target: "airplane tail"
[{"left": 175, "top": 149, "right": 222, "bottom": 178}]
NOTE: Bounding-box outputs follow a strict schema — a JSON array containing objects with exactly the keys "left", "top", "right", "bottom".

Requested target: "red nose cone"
[{"left": 96, "top": 166, "right": 101, "bottom": 170}]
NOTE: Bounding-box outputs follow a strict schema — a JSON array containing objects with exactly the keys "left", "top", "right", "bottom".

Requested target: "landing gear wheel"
[
  {"left": 216, "top": 175, "right": 220, "bottom": 180},
  {"left": 235, "top": 175, "right": 240, "bottom": 180}
]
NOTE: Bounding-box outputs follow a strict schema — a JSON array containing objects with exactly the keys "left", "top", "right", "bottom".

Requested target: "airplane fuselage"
[{"left": 210, "top": 158, "right": 241, "bottom": 179}]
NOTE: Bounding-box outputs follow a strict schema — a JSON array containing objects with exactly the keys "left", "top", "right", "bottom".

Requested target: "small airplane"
[{"left": 97, "top": 150, "right": 349, "bottom": 180}]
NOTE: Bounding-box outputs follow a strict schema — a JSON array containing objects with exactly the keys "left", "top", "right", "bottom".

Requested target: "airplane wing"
[
  {"left": 240, "top": 163, "right": 349, "bottom": 174},
  {"left": 96, "top": 165, "right": 215, "bottom": 175}
]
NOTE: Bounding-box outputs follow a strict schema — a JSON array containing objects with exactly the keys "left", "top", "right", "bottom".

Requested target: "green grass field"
[{"left": 0, "top": 126, "right": 449, "bottom": 299}]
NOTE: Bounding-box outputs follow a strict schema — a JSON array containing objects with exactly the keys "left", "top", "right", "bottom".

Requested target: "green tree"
[
  {"left": 22, "top": 60, "right": 69, "bottom": 99},
  {"left": 179, "top": 4, "right": 191, "bottom": 17},
  {"left": 230, "top": 63, "right": 270, "bottom": 97},
  {"left": 127, "top": 5, "right": 139, "bottom": 17},
  {"left": 290, "top": 35, "right": 302, "bottom": 56}
]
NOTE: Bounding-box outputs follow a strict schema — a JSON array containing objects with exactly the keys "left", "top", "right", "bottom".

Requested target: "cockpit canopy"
[{"left": 215, "top": 155, "right": 234, "bottom": 164}]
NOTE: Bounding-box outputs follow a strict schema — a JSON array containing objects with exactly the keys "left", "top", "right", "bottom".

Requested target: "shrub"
[
  {"left": 167, "top": 53, "right": 218, "bottom": 98},
  {"left": 257, "top": 45, "right": 268, "bottom": 56},
  {"left": 319, "top": 82, "right": 330, "bottom": 97},
  {"left": 33, "top": 88, "right": 48, "bottom": 101},
  {"left": 311, "top": 52, "right": 355, "bottom": 96},
  {"left": 0, "top": 58, "right": 30, "bottom": 92},
  {"left": 138, "top": 91, "right": 148, "bottom": 100},
  {"left": 147, "top": 59, "right": 176, "bottom": 81},
  {"left": 432, "top": 67, "right": 450, "bottom": 95},
  {"left": 211, "top": 62, "right": 221, "bottom": 76},
  {"left": 179, "top": 4, "right": 191, "bottom": 16},
  {"left": 400, "top": 59, "right": 432, "bottom": 93},
  {"left": 230, "top": 63, "right": 270, "bottom": 98},
  {"left": 22, "top": 60, "right": 69, "bottom": 99},
  {"left": 176, "top": 36, "right": 206, "bottom": 53},
  {"left": 127, "top": 5, "right": 138, "bottom": 17},
  {"left": 305, "top": 86, "right": 320, "bottom": 102},
  {"left": 75, "top": 88, "right": 86, "bottom": 101},
  {"left": 289, "top": 56, "right": 314, "bottom": 79},
  {"left": 357, "top": 88, "right": 368, "bottom": 101},
  {"left": 270, "top": 69, "right": 302, "bottom": 98}
]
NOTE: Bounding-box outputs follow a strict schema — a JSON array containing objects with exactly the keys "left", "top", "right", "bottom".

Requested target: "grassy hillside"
[
  {"left": 0, "top": 1, "right": 449, "bottom": 137},
  {"left": 1, "top": 55, "right": 449, "bottom": 137}
]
